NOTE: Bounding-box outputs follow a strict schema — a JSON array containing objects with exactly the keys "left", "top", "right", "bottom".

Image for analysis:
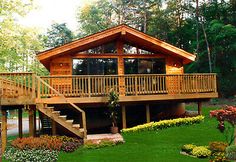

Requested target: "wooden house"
[{"left": 0, "top": 25, "right": 218, "bottom": 152}]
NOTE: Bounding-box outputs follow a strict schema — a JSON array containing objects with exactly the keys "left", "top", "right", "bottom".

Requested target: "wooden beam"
[
  {"left": 198, "top": 101, "right": 202, "bottom": 115},
  {"left": 33, "top": 108, "right": 37, "bottom": 136},
  {"left": 52, "top": 120, "right": 57, "bottom": 135},
  {"left": 28, "top": 106, "right": 35, "bottom": 137},
  {"left": 122, "top": 105, "right": 126, "bottom": 129},
  {"left": 1, "top": 109, "right": 7, "bottom": 153},
  {"left": 146, "top": 104, "right": 150, "bottom": 123},
  {"left": 18, "top": 108, "right": 23, "bottom": 138}
]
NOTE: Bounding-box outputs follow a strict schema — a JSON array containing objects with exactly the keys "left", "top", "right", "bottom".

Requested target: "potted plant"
[{"left": 108, "top": 89, "right": 119, "bottom": 134}]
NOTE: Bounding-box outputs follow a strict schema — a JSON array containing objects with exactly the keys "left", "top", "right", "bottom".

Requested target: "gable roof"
[{"left": 37, "top": 24, "right": 196, "bottom": 69}]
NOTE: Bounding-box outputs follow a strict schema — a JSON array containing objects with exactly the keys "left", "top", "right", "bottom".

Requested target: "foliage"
[
  {"left": 181, "top": 144, "right": 197, "bottom": 153},
  {"left": 11, "top": 135, "right": 82, "bottom": 153},
  {"left": 43, "top": 23, "right": 74, "bottom": 48},
  {"left": 0, "top": 0, "right": 45, "bottom": 74},
  {"left": 209, "top": 141, "right": 228, "bottom": 153},
  {"left": 107, "top": 89, "right": 119, "bottom": 127},
  {"left": 61, "top": 142, "right": 81, "bottom": 153},
  {"left": 191, "top": 146, "right": 212, "bottom": 158},
  {"left": 121, "top": 115, "right": 204, "bottom": 133},
  {"left": 210, "top": 105, "right": 236, "bottom": 145},
  {"left": 76, "top": 0, "right": 236, "bottom": 97},
  {"left": 3, "top": 147, "right": 58, "bottom": 162},
  {"left": 225, "top": 145, "right": 236, "bottom": 160},
  {"left": 210, "top": 152, "right": 229, "bottom": 162},
  {"left": 84, "top": 139, "right": 123, "bottom": 149},
  {"left": 11, "top": 136, "right": 62, "bottom": 151}
]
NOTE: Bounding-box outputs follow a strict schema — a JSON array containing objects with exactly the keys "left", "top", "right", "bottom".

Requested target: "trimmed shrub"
[
  {"left": 210, "top": 152, "right": 230, "bottom": 162},
  {"left": 225, "top": 145, "right": 236, "bottom": 160},
  {"left": 191, "top": 146, "right": 212, "bottom": 158},
  {"left": 11, "top": 136, "right": 62, "bottom": 151},
  {"left": 121, "top": 115, "right": 204, "bottom": 133},
  {"left": 84, "top": 139, "right": 120, "bottom": 149},
  {"left": 209, "top": 141, "right": 228, "bottom": 153},
  {"left": 4, "top": 147, "right": 58, "bottom": 162},
  {"left": 181, "top": 144, "right": 197, "bottom": 154},
  {"left": 62, "top": 142, "right": 81, "bottom": 153}
]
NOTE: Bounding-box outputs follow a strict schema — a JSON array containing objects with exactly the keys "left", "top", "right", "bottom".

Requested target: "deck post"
[
  {"left": 52, "top": 120, "right": 57, "bottom": 135},
  {"left": 28, "top": 106, "right": 35, "bottom": 137},
  {"left": 122, "top": 105, "right": 127, "bottom": 129},
  {"left": 1, "top": 109, "right": 7, "bottom": 153},
  {"left": 146, "top": 104, "right": 150, "bottom": 123},
  {"left": 197, "top": 101, "right": 202, "bottom": 115},
  {"left": 18, "top": 108, "right": 23, "bottom": 138}
]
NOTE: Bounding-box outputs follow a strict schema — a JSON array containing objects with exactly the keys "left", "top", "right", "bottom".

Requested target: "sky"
[{"left": 19, "top": 0, "right": 96, "bottom": 32}]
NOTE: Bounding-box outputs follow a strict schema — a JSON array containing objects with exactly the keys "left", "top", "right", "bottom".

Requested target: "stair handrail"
[{"left": 35, "top": 75, "right": 87, "bottom": 138}]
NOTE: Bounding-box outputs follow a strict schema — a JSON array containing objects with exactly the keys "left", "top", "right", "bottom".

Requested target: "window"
[
  {"left": 73, "top": 59, "right": 117, "bottom": 75},
  {"left": 124, "top": 58, "right": 165, "bottom": 74}
]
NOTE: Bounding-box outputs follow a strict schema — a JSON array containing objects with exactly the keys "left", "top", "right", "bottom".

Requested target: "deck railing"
[
  {"left": 0, "top": 72, "right": 35, "bottom": 98},
  {"left": 39, "top": 74, "right": 217, "bottom": 98}
]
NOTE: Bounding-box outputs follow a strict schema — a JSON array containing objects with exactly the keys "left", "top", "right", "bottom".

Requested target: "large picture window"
[
  {"left": 124, "top": 58, "right": 165, "bottom": 74},
  {"left": 73, "top": 58, "right": 117, "bottom": 75}
]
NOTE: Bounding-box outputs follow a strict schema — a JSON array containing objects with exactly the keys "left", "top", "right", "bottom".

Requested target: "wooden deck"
[{"left": 0, "top": 73, "right": 218, "bottom": 105}]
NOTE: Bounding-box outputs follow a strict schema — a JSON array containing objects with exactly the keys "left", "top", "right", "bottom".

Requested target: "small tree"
[
  {"left": 210, "top": 106, "right": 236, "bottom": 145},
  {"left": 108, "top": 89, "right": 119, "bottom": 127}
]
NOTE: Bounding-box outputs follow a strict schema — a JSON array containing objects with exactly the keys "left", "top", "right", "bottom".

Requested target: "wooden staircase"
[
  {"left": 35, "top": 75, "right": 87, "bottom": 139},
  {"left": 37, "top": 103, "right": 84, "bottom": 138}
]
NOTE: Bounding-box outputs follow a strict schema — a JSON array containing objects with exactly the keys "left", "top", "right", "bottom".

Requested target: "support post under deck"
[
  {"left": 198, "top": 101, "right": 202, "bottom": 115},
  {"left": 1, "top": 109, "right": 7, "bottom": 153},
  {"left": 122, "top": 105, "right": 126, "bottom": 129},
  {"left": 146, "top": 104, "right": 150, "bottom": 123},
  {"left": 18, "top": 108, "right": 23, "bottom": 138}
]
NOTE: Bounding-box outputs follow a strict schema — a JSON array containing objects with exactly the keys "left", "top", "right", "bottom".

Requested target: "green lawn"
[{"left": 58, "top": 106, "right": 225, "bottom": 162}]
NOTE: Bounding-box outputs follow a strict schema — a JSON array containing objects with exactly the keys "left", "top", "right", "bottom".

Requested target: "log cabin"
[{"left": 0, "top": 24, "right": 218, "bottom": 152}]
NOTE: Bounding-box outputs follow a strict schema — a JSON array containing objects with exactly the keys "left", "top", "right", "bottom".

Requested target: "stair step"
[
  {"left": 79, "top": 128, "right": 84, "bottom": 132},
  {"left": 59, "top": 115, "right": 67, "bottom": 120},
  {"left": 46, "top": 106, "right": 54, "bottom": 109},
  {"left": 66, "top": 120, "right": 74, "bottom": 124},
  {"left": 52, "top": 111, "right": 60, "bottom": 115},
  {"left": 72, "top": 124, "right": 80, "bottom": 129}
]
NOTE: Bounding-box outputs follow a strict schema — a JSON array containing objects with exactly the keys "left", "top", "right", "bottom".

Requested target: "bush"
[
  {"left": 4, "top": 147, "right": 58, "bottom": 162},
  {"left": 11, "top": 136, "right": 62, "bottom": 151},
  {"left": 225, "top": 145, "right": 236, "bottom": 160},
  {"left": 209, "top": 141, "right": 228, "bottom": 153},
  {"left": 181, "top": 144, "right": 197, "bottom": 153},
  {"left": 210, "top": 152, "right": 230, "bottom": 162},
  {"left": 191, "top": 146, "right": 212, "bottom": 158},
  {"left": 62, "top": 142, "right": 81, "bottom": 152},
  {"left": 84, "top": 139, "right": 120, "bottom": 149},
  {"left": 121, "top": 115, "right": 204, "bottom": 133},
  {"left": 11, "top": 135, "right": 82, "bottom": 153}
]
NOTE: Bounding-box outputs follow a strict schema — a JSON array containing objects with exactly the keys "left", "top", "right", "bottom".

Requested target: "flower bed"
[
  {"left": 121, "top": 115, "right": 204, "bottom": 133},
  {"left": 3, "top": 135, "right": 83, "bottom": 162}
]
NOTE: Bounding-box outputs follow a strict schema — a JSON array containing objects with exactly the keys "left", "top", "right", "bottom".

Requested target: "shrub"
[
  {"left": 181, "top": 144, "right": 197, "bottom": 154},
  {"left": 191, "top": 146, "right": 212, "bottom": 158},
  {"left": 121, "top": 115, "right": 204, "bottom": 133},
  {"left": 11, "top": 136, "right": 62, "bottom": 151},
  {"left": 209, "top": 141, "right": 228, "bottom": 153},
  {"left": 4, "top": 147, "right": 58, "bottom": 162},
  {"left": 84, "top": 139, "right": 119, "bottom": 149},
  {"left": 62, "top": 142, "right": 81, "bottom": 153},
  {"left": 225, "top": 145, "right": 236, "bottom": 160},
  {"left": 210, "top": 152, "right": 230, "bottom": 162}
]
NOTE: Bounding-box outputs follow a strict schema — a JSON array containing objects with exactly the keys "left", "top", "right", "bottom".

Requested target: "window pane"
[
  {"left": 88, "top": 59, "right": 104, "bottom": 75},
  {"left": 104, "top": 59, "right": 117, "bottom": 75},
  {"left": 73, "top": 59, "right": 88, "bottom": 75},
  {"left": 124, "top": 59, "right": 138, "bottom": 74},
  {"left": 153, "top": 59, "right": 166, "bottom": 74},
  {"left": 138, "top": 59, "right": 153, "bottom": 74}
]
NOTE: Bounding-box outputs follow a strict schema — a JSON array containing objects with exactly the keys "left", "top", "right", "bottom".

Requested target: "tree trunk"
[{"left": 201, "top": 22, "right": 212, "bottom": 73}]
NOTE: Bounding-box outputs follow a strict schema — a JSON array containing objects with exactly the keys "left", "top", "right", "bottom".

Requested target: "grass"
[
  {"left": 58, "top": 106, "right": 225, "bottom": 162},
  {"left": 2, "top": 106, "right": 225, "bottom": 162}
]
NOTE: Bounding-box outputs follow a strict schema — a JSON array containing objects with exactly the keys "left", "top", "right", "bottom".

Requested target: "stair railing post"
[{"left": 82, "top": 112, "right": 87, "bottom": 139}]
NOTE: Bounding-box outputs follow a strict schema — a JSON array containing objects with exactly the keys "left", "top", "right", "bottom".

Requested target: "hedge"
[{"left": 121, "top": 115, "right": 204, "bottom": 133}]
